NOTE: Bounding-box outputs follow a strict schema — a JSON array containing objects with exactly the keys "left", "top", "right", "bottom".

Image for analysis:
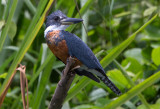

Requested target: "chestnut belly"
[{"left": 47, "top": 39, "right": 82, "bottom": 68}]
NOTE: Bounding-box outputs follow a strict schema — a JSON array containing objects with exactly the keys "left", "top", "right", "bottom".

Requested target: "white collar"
[{"left": 44, "top": 25, "right": 69, "bottom": 37}]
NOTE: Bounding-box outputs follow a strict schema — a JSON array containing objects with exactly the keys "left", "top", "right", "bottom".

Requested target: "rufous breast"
[{"left": 45, "top": 30, "right": 82, "bottom": 68}]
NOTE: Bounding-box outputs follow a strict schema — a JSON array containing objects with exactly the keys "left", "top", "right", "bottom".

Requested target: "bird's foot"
[
  {"left": 66, "top": 56, "right": 75, "bottom": 64},
  {"left": 68, "top": 71, "right": 75, "bottom": 77}
]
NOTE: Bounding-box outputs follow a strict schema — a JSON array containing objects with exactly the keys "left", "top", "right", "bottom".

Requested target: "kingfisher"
[{"left": 44, "top": 10, "right": 121, "bottom": 95}]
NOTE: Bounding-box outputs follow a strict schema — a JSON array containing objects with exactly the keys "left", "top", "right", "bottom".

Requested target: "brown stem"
[
  {"left": 48, "top": 57, "right": 76, "bottom": 109},
  {"left": 0, "top": 66, "right": 18, "bottom": 107}
]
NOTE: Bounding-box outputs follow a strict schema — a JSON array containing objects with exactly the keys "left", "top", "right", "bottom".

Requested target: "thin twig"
[
  {"left": 16, "top": 64, "right": 29, "bottom": 109},
  {"left": 48, "top": 57, "right": 76, "bottom": 109},
  {"left": 0, "top": 64, "right": 29, "bottom": 109},
  {"left": 74, "top": 0, "right": 88, "bottom": 37}
]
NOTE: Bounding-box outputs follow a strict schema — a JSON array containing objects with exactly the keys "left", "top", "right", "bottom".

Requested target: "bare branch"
[{"left": 48, "top": 57, "right": 76, "bottom": 109}]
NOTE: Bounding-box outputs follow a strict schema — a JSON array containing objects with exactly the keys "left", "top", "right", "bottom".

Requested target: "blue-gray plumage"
[
  {"left": 44, "top": 10, "right": 122, "bottom": 95},
  {"left": 61, "top": 30, "right": 103, "bottom": 70}
]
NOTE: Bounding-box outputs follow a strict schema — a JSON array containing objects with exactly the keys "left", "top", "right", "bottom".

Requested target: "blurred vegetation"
[{"left": 0, "top": 0, "right": 160, "bottom": 109}]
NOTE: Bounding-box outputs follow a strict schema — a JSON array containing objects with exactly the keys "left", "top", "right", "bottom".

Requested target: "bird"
[{"left": 44, "top": 10, "right": 122, "bottom": 95}]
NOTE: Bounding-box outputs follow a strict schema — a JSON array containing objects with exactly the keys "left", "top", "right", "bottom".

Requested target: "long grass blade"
[
  {"left": 104, "top": 71, "right": 160, "bottom": 109},
  {"left": 113, "top": 60, "right": 150, "bottom": 109},
  {"left": 28, "top": 51, "right": 54, "bottom": 87},
  {"left": 0, "top": 0, "right": 18, "bottom": 51},
  {"left": 24, "top": 0, "right": 36, "bottom": 14},
  {"left": 3, "top": 0, "right": 12, "bottom": 20},
  {"left": 32, "top": 56, "right": 55, "bottom": 109},
  {"left": 0, "top": 0, "right": 2, "bottom": 19},
  {"left": 0, "top": 0, "right": 54, "bottom": 97},
  {"left": 100, "top": 14, "right": 157, "bottom": 68}
]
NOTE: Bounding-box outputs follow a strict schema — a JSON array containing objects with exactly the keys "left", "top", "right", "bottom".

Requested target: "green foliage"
[
  {"left": 0, "top": 0, "right": 160, "bottom": 109},
  {"left": 0, "top": 73, "right": 7, "bottom": 79},
  {"left": 107, "top": 69, "right": 129, "bottom": 89},
  {"left": 8, "top": 21, "right": 17, "bottom": 41},
  {"left": 0, "top": 20, "right": 5, "bottom": 30},
  {"left": 152, "top": 47, "right": 160, "bottom": 66}
]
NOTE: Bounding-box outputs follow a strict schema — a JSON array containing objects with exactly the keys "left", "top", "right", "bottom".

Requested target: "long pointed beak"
[{"left": 61, "top": 18, "right": 83, "bottom": 25}]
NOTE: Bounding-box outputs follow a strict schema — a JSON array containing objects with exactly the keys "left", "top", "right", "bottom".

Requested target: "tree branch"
[{"left": 48, "top": 57, "right": 76, "bottom": 109}]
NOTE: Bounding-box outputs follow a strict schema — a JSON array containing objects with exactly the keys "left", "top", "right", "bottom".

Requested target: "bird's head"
[{"left": 45, "top": 10, "right": 83, "bottom": 30}]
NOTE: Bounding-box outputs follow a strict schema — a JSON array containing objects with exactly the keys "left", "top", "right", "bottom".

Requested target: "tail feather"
[
  {"left": 75, "top": 69, "right": 100, "bottom": 83},
  {"left": 99, "top": 76, "right": 122, "bottom": 95}
]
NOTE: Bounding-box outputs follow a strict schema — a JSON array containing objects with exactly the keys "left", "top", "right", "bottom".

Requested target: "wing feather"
[{"left": 61, "top": 30, "right": 104, "bottom": 74}]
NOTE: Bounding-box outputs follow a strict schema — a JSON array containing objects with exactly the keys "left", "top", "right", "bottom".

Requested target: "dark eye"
[{"left": 54, "top": 16, "right": 60, "bottom": 21}]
